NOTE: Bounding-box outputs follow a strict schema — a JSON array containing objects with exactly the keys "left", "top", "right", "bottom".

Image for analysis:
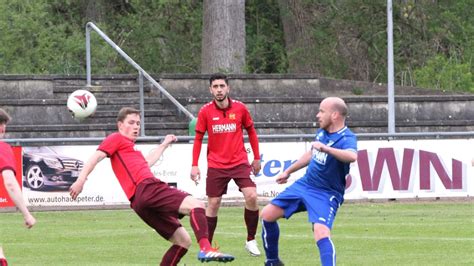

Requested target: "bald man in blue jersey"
[{"left": 261, "top": 97, "right": 358, "bottom": 266}]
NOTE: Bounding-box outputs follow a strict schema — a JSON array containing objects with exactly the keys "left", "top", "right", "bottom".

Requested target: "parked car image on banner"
[{"left": 23, "top": 147, "right": 84, "bottom": 191}]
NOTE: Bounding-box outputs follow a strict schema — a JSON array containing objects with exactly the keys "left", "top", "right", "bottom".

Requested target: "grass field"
[{"left": 1, "top": 200, "right": 473, "bottom": 265}]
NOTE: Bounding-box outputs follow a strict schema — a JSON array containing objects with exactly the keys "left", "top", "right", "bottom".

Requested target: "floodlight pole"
[{"left": 387, "top": 0, "right": 395, "bottom": 133}]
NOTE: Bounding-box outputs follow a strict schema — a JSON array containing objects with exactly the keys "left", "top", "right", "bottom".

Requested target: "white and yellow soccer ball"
[{"left": 67, "top": 89, "right": 97, "bottom": 119}]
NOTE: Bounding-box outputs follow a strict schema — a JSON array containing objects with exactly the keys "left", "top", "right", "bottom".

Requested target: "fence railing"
[
  {"left": 4, "top": 132, "right": 474, "bottom": 146},
  {"left": 85, "top": 22, "right": 195, "bottom": 136}
]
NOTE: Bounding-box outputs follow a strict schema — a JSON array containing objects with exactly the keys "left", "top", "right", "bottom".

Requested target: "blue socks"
[
  {"left": 261, "top": 220, "right": 280, "bottom": 262},
  {"left": 262, "top": 220, "right": 335, "bottom": 265},
  {"left": 317, "top": 237, "right": 336, "bottom": 266}
]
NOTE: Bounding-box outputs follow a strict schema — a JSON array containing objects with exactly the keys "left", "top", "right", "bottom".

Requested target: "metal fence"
[
  {"left": 85, "top": 22, "right": 195, "bottom": 137},
  {"left": 4, "top": 132, "right": 474, "bottom": 146}
]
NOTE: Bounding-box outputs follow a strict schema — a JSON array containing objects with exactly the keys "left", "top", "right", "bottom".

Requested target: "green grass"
[{"left": 1, "top": 201, "right": 473, "bottom": 265}]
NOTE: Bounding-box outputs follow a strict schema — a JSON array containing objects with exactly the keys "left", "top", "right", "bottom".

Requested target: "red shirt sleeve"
[
  {"left": 98, "top": 133, "right": 122, "bottom": 157},
  {"left": 247, "top": 125, "right": 260, "bottom": 160},
  {"left": 0, "top": 142, "right": 16, "bottom": 175},
  {"left": 242, "top": 106, "right": 260, "bottom": 160},
  {"left": 192, "top": 131, "right": 205, "bottom": 166},
  {"left": 195, "top": 107, "right": 207, "bottom": 134}
]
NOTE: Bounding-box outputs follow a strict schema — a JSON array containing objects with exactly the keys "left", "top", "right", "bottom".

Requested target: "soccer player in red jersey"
[
  {"left": 0, "top": 108, "right": 36, "bottom": 266},
  {"left": 190, "top": 73, "right": 262, "bottom": 256},
  {"left": 69, "top": 107, "right": 234, "bottom": 265}
]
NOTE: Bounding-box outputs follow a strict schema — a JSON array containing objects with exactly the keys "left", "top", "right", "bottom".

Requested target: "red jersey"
[
  {"left": 0, "top": 141, "right": 16, "bottom": 176},
  {"left": 98, "top": 133, "right": 156, "bottom": 199},
  {"left": 194, "top": 98, "right": 260, "bottom": 169}
]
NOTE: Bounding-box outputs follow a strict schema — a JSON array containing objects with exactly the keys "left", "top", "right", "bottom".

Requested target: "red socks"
[
  {"left": 160, "top": 245, "right": 187, "bottom": 266},
  {"left": 245, "top": 208, "right": 259, "bottom": 241},
  {"left": 206, "top": 216, "right": 218, "bottom": 243},
  {"left": 190, "top": 208, "right": 211, "bottom": 251}
]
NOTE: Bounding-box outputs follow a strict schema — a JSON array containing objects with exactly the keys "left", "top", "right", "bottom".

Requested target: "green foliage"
[
  {"left": 245, "top": 0, "right": 288, "bottom": 73},
  {"left": 352, "top": 87, "right": 365, "bottom": 95},
  {"left": 414, "top": 55, "right": 473, "bottom": 91},
  {"left": 113, "top": 0, "right": 203, "bottom": 73},
  {"left": 302, "top": 0, "right": 473, "bottom": 91},
  {"left": 0, "top": 0, "right": 472, "bottom": 92}
]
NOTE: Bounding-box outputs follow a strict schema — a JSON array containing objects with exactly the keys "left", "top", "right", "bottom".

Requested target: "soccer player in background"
[
  {"left": 69, "top": 107, "right": 234, "bottom": 265},
  {"left": 0, "top": 108, "right": 36, "bottom": 266},
  {"left": 260, "top": 97, "right": 358, "bottom": 266},
  {"left": 190, "top": 73, "right": 262, "bottom": 256}
]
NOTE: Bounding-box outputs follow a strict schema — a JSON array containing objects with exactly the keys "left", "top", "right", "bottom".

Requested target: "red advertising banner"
[{"left": 0, "top": 146, "right": 23, "bottom": 208}]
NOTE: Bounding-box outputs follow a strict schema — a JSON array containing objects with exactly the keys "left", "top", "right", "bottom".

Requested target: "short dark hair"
[
  {"left": 0, "top": 108, "right": 11, "bottom": 124},
  {"left": 209, "top": 73, "right": 228, "bottom": 85},
  {"left": 117, "top": 107, "right": 140, "bottom": 123},
  {"left": 333, "top": 101, "right": 348, "bottom": 117}
]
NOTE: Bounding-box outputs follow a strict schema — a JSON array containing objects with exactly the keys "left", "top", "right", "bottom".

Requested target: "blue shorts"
[{"left": 271, "top": 179, "right": 341, "bottom": 229}]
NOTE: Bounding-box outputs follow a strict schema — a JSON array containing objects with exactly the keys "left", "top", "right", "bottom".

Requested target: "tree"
[
  {"left": 277, "top": 0, "right": 319, "bottom": 74},
  {"left": 201, "top": 0, "right": 246, "bottom": 74}
]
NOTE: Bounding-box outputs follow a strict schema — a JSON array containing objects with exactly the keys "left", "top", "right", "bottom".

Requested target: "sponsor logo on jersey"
[
  {"left": 312, "top": 148, "right": 328, "bottom": 165},
  {"left": 212, "top": 123, "right": 237, "bottom": 133}
]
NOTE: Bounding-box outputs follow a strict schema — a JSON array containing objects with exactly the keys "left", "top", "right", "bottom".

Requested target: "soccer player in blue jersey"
[{"left": 260, "top": 97, "right": 358, "bottom": 266}]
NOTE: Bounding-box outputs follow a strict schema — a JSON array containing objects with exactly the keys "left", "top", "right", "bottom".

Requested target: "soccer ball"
[{"left": 67, "top": 89, "right": 97, "bottom": 119}]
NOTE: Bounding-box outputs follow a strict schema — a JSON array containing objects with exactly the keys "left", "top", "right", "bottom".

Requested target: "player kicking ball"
[{"left": 69, "top": 107, "right": 234, "bottom": 265}]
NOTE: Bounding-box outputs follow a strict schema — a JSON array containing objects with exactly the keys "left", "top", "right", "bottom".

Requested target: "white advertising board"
[{"left": 22, "top": 138, "right": 473, "bottom": 207}]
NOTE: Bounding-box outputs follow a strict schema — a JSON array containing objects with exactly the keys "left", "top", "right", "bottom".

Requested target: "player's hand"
[
  {"left": 24, "top": 213, "right": 36, "bottom": 229},
  {"left": 162, "top": 134, "right": 177, "bottom": 147},
  {"left": 276, "top": 172, "right": 290, "bottom": 184},
  {"left": 251, "top": 160, "right": 261, "bottom": 175},
  {"left": 190, "top": 166, "right": 201, "bottom": 185},
  {"left": 69, "top": 180, "right": 84, "bottom": 200},
  {"left": 311, "top": 141, "right": 326, "bottom": 152}
]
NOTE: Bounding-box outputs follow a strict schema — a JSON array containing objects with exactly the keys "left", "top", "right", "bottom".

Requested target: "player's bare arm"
[
  {"left": 312, "top": 141, "right": 357, "bottom": 163},
  {"left": 69, "top": 150, "right": 106, "bottom": 200},
  {"left": 2, "top": 169, "right": 36, "bottom": 228},
  {"left": 146, "top": 134, "right": 177, "bottom": 167},
  {"left": 276, "top": 150, "right": 312, "bottom": 184}
]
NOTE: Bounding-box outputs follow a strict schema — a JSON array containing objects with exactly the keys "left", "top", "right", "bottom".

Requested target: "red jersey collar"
[{"left": 212, "top": 97, "right": 233, "bottom": 111}]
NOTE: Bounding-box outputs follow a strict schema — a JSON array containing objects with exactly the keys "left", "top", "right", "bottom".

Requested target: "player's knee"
[
  {"left": 244, "top": 189, "right": 258, "bottom": 202},
  {"left": 260, "top": 208, "right": 270, "bottom": 220},
  {"left": 171, "top": 228, "right": 193, "bottom": 248},
  {"left": 207, "top": 198, "right": 222, "bottom": 209},
  {"left": 313, "top": 223, "right": 331, "bottom": 240},
  {"left": 175, "top": 237, "right": 192, "bottom": 249},
  {"left": 181, "top": 235, "right": 192, "bottom": 249},
  {"left": 192, "top": 199, "right": 205, "bottom": 209},
  {"left": 260, "top": 205, "right": 280, "bottom": 221},
  {"left": 185, "top": 195, "right": 205, "bottom": 208}
]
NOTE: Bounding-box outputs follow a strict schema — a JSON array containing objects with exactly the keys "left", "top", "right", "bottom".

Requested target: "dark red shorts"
[
  {"left": 206, "top": 163, "right": 256, "bottom": 197},
  {"left": 130, "top": 178, "right": 189, "bottom": 240}
]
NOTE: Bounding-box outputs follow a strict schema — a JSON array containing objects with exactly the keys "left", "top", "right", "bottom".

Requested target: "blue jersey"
[{"left": 301, "top": 126, "right": 357, "bottom": 202}]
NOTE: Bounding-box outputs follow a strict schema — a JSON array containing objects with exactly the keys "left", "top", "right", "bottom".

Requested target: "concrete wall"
[{"left": 0, "top": 74, "right": 473, "bottom": 139}]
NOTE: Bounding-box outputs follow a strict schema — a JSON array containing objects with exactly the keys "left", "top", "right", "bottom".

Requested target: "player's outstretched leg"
[{"left": 188, "top": 207, "right": 235, "bottom": 263}]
